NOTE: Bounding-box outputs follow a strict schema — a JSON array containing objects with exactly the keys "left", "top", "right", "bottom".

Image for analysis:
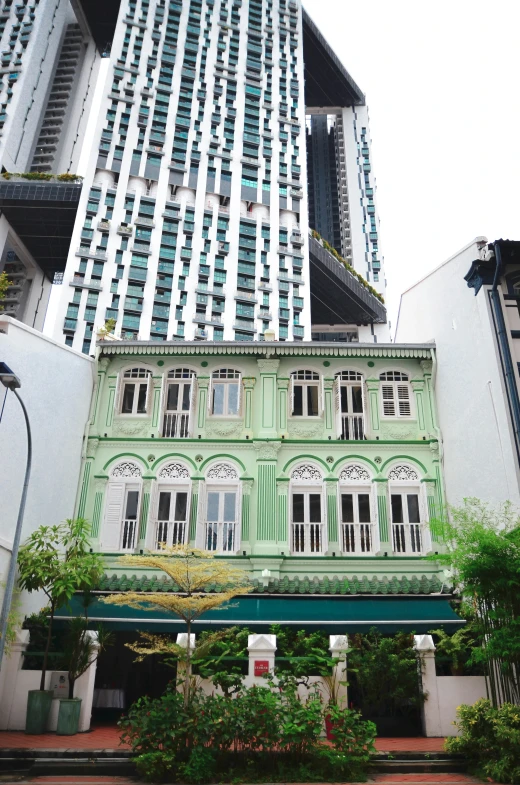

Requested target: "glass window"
[
  {"left": 120, "top": 367, "right": 152, "bottom": 415},
  {"left": 211, "top": 368, "right": 241, "bottom": 415},
  {"left": 291, "top": 370, "right": 320, "bottom": 417}
]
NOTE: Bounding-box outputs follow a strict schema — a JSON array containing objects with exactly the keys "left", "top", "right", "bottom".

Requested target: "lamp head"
[{"left": 0, "top": 362, "right": 21, "bottom": 390}]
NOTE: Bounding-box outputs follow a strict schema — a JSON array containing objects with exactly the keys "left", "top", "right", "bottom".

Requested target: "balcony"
[
  {"left": 134, "top": 215, "right": 155, "bottom": 227},
  {"left": 291, "top": 523, "right": 325, "bottom": 556},
  {"left": 150, "top": 519, "right": 187, "bottom": 549},
  {"left": 69, "top": 276, "right": 102, "bottom": 291},
  {"left": 218, "top": 241, "right": 230, "bottom": 254},
  {"left": 234, "top": 292, "right": 257, "bottom": 303},
  {"left": 195, "top": 328, "right": 208, "bottom": 339},
  {"left": 339, "top": 414, "right": 365, "bottom": 441},
  {"left": 132, "top": 242, "right": 152, "bottom": 255},
  {"left": 162, "top": 412, "right": 190, "bottom": 438},
  {"left": 75, "top": 248, "right": 107, "bottom": 261},
  {"left": 63, "top": 318, "right": 77, "bottom": 331},
  {"left": 291, "top": 231, "right": 303, "bottom": 246},
  {"left": 233, "top": 319, "right": 256, "bottom": 333},
  {"left": 98, "top": 219, "right": 110, "bottom": 232},
  {"left": 392, "top": 523, "right": 431, "bottom": 556},
  {"left": 341, "top": 523, "right": 376, "bottom": 555},
  {"left": 203, "top": 521, "right": 238, "bottom": 554},
  {"left": 117, "top": 224, "right": 133, "bottom": 236}
]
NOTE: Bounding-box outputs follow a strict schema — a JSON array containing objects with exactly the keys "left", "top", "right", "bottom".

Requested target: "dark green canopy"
[{"left": 56, "top": 594, "right": 463, "bottom": 634}]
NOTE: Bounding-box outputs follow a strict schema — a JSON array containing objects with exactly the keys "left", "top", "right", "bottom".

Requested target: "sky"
[{"left": 303, "top": 0, "right": 520, "bottom": 329}]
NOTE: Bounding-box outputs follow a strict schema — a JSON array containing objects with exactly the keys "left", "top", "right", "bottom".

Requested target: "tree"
[
  {"left": 101, "top": 546, "right": 252, "bottom": 705},
  {"left": 0, "top": 270, "right": 12, "bottom": 311},
  {"left": 60, "top": 616, "right": 113, "bottom": 699},
  {"left": 17, "top": 519, "right": 103, "bottom": 691},
  {"left": 434, "top": 499, "right": 520, "bottom": 705}
]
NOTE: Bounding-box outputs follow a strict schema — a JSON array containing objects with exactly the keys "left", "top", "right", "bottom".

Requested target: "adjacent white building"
[
  {"left": 396, "top": 237, "right": 520, "bottom": 508},
  {"left": 0, "top": 316, "right": 94, "bottom": 616}
]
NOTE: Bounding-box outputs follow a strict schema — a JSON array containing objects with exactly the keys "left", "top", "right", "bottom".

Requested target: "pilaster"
[
  {"left": 325, "top": 477, "right": 339, "bottom": 546},
  {"left": 189, "top": 478, "right": 201, "bottom": 542},
  {"left": 254, "top": 441, "right": 281, "bottom": 549},
  {"left": 324, "top": 377, "right": 335, "bottom": 435},
  {"left": 374, "top": 478, "right": 389, "bottom": 543},
  {"left": 243, "top": 377, "right": 256, "bottom": 437},
  {"left": 366, "top": 377, "right": 380, "bottom": 433},
  {"left": 241, "top": 478, "right": 254, "bottom": 544},
  {"left": 277, "top": 478, "right": 289, "bottom": 546},
  {"left": 257, "top": 359, "right": 279, "bottom": 438},
  {"left": 277, "top": 377, "right": 290, "bottom": 435},
  {"left": 197, "top": 377, "right": 209, "bottom": 431},
  {"left": 411, "top": 379, "right": 426, "bottom": 432},
  {"left": 90, "top": 357, "right": 110, "bottom": 434},
  {"left": 138, "top": 479, "right": 152, "bottom": 545}
]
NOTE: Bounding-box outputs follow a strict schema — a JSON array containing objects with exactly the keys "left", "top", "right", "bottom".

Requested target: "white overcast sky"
[{"left": 303, "top": 0, "right": 520, "bottom": 329}]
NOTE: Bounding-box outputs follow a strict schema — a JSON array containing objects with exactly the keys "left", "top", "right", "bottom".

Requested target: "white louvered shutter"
[
  {"left": 146, "top": 480, "right": 159, "bottom": 550},
  {"left": 195, "top": 487, "right": 206, "bottom": 549},
  {"left": 381, "top": 384, "right": 396, "bottom": 416},
  {"left": 101, "top": 482, "right": 125, "bottom": 552},
  {"left": 420, "top": 487, "right": 432, "bottom": 554},
  {"left": 188, "top": 377, "right": 198, "bottom": 436},
  {"left": 157, "top": 375, "right": 167, "bottom": 435},
  {"left": 361, "top": 381, "right": 369, "bottom": 438},
  {"left": 235, "top": 487, "right": 243, "bottom": 552},
  {"left": 207, "top": 376, "right": 214, "bottom": 412},
  {"left": 114, "top": 373, "right": 124, "bottom": 415},
  {"left": 319, "top": 376, "right": 325, "bottom": 416},
  {"left": 397, "top": 384, "right": 411, "bottom": 417},
  {"left": 334, "top": 378, "right": 342, "bottom": 438},
  {"left": 370, "top": 483, "right": 381, "bottom": 555},
  {"left": 237, "top": 374, "right": 243, "bottom": 415},
  {"left": 290, "top": 374, "right": 295, "bottom": 414},
  {"left": 144, "top": 373, "right": 153, "bottom": 414}
]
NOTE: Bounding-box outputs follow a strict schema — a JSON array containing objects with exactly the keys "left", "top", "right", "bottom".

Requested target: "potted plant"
[
  {"left": 17, "top": 519, "right": 102, "bottom": 734},
  {"left": 57, "top": 616, "right": 113, "bottom": 735}
]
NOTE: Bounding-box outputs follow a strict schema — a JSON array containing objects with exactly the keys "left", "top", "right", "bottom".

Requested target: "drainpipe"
[{"left": 489, "top": 242, "right": 520, "bottom": 460}]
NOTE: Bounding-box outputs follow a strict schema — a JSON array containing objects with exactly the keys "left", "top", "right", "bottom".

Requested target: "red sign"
[{"left": 254, "top": 660, "right": 269, "bottom": 677}]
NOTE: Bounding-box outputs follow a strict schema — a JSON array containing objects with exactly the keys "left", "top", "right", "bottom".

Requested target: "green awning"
[{"left": 55, "top": 594, "right": 464, "bottom": 634}]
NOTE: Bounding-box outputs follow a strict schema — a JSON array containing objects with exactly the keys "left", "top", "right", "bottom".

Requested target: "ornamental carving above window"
[
  {"left": 158, "top": 463, "right": 190, "bottom": 479},
  {"left": 111, "top": 461, "right": 142, "bottom": 478},
  {"left": 291, "top": 464, "right": 323, "bottom": 481},
  {"left": 206, "top": 463, "right": 239, "bottom": 480},
  {"left": 388, "top": 465, "right": 419, "bottom": 481},
  {"left": 339, "top": 465, "right": 371, "bottom": 481}
]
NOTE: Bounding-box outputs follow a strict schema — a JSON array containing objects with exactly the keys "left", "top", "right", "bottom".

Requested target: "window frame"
[
  {"left": 199, "top": 462, "right": 242, "bottom": 554},
  {"left": 387, "top": 465, "right": 431, "bottom": 555},
  {"left": 334, "top": 370, "right": 366, "bottom": 439},
  {"left": 289, "top": 464, "right": 327, "bottom": 555},
  {"left": 208, "top": 367, "right": 242, "bottom": 417},
  {"left": 290, "top": 369, "right": 322, "bottom": 419},
  {"left": 379, "top": 371, "right": 413, "bottom": 419},
  {"left": 116, "top": 366, "right": 153, "bottom": 417},
  {"left": 161, "top": 367, "right": 197, "bottom": 437},
  {"left": 148, "top": 462, "right": 192, "bottom": 549}
]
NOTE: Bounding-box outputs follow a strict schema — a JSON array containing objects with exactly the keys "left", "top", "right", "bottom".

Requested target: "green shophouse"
[{"left": 68, "top": 339, "right": 462, "bottom": 635}]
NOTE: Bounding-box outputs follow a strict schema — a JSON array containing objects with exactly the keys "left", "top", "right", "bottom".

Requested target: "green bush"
[
  {"left": 120, "top": 682, "right": 375, "bottom": 783},
  {"left": 445, "top": 699, "right": 520, "bottom": 784}
]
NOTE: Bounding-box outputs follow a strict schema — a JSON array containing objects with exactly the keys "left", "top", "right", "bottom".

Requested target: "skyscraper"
[
  {"left": 44, "top": 0, "right": 388, "bottom": 351},
  {"left": 0, "top": 0, "right": 101, "bottom": 329}
]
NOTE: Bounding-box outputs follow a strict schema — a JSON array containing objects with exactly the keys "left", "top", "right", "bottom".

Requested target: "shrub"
[
  {"left": 445, "top": 699, "right": 520, "bottom": 784},
  {"left": 120, "top": 682, "right": 376, "bottom": 783}
]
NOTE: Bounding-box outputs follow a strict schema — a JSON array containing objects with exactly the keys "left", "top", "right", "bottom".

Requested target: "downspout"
[{"left": 489, "top": 242, "right": 520, "bottom": 461}]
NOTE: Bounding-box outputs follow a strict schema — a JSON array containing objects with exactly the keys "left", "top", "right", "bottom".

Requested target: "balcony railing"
[
  {"left": 204, "top": 521, "right": 238, "bottom": 554},
  {"left": 120, "top": 519, "right": 138, "bottom": 551},
  {"left": 341, "top": 523, "right": 375, "bottom": 555},
  {"left": 152, "top": 519, "right": 187, "bottom": 549},
  {"left": 392, "top": 523, "right": 427, "bottom": 555},
  {"left": 162, "top": 412, "right": 190, "bottom": 438},
  {"left": 340, "top": 414, "right": 365, "bottom": 441},
  {"left": 291, "top": 523, "right": 325, "bottom": 555}
]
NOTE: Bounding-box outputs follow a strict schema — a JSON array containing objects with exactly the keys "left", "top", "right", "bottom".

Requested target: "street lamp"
[{"left": 0, "top": 362, "right": 32, "bottom": 668}]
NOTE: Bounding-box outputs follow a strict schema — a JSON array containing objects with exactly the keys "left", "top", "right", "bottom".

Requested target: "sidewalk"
[
  {"left": 0, "top": 726, "right": 447, "bottom": 752},
  {"left": 0, "top": 775, "right": 490, "bottom": 785}
]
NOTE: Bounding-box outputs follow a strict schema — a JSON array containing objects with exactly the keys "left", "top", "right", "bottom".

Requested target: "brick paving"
[
  {"left": 0, "top": 776, "right": 490, "bottom": 785},
  {"left": 0, "top": 726, "right": 447, "bottom": 753}
]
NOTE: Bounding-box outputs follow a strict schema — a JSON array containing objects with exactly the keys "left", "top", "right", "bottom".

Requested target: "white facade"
[
  {"left": 50, "top": 0, "right": 311, "bottom": 350},
  {"left": 0, "top": 316, "right": 94, "bottom": 619},
  {"left": 396, "top": 237, "right": 520, "bottom": 508}
]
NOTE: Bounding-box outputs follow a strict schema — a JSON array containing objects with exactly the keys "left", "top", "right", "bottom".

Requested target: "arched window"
[
  {"left": 379, "top": 372, "right": 412, "bottom": 418},
  {"left": 201, "top": 462, "right": 241, "bottom": 553},
  {"left": 117, "top": 367, "right": 152, "bottom": 416},
  {"left": 290, "top": 464, "right": 326, "bottom": 555},
  {"left": 148, "top": 462, "right": 191, "bottom": 549},
  {"left": 388, "top": 464, "right": 430, "bottom": 555},
  {"left": 290, "top": 370, "right": 321, "bottom": 417},
  {"left": 338, "top": 464, "right": 378, "bottom": 555},
  {"left": 209, "top": 369, "right": 241, "bottom": 416},
  {"left": 334, "top": 371, "right": 365, "bottom": 439},
  {"left": 162, "top": 368, "right": 197, "bottom": 438},
  {"left": 102, "top": 461, "right": 143, "bottom": 552}
]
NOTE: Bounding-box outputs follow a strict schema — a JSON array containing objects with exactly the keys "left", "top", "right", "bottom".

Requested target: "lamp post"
[{"left": 0, "top": 362, "right": 32, "bottom": 668}]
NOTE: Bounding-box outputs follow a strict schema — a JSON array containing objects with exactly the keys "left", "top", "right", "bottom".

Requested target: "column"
[
  {"left": 277, "top": 377, "right": 290, "bottom": 435},
  {"left": 325, "top": 477, "right": 339, "bottom": 550},
  {"left": 241, "top": 479, "right": 254, "bottom": 544},
  {"left": 105, "top": 371, "right": 118, "bottom": 427},
  {"left": 246, "top": 634, "right": 277, "bottom": 687},
  {"left": 243, "top": 377, "right": 256, "bottom": 437},
  {"left": 375, "top": 478, "right": 389, "bottom": 546},
  {"left": 257, "top": 359, "right": 279, "bottom": 438},
  {"left": 329, "top": 635, "right": 348, "bottom": 709},
  {"left": 414, "top": 634, "right": 442, "bottom": 737},
  {"left": 197, "top": 376, "right": 210, "bottom": 431},
  {"left": 324, "top": 377, "right": 334, "bottom": 435},
  {"left": 254, "top": 441, "right": 281, "bottom": 551},
  {"left": 76, "top": 631, "right": 99, "bottom": 732},
  {"left": 76, "top": 437, "right": 99, "bottom": 518},
  {"left": 138, "top": 479, "right": 152, "bottom": 546},
  {"left": 151, "top": 375, "right": 163, "bottom": 431},
  {"left": 366, "top": 377, "right": 380, "bottom": 435},
  {"left": 411, "top": 379, "right": 427, "bottom": 433},
  {"left": 277, "top": 478, "right": 289, "bottom": 547}
]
